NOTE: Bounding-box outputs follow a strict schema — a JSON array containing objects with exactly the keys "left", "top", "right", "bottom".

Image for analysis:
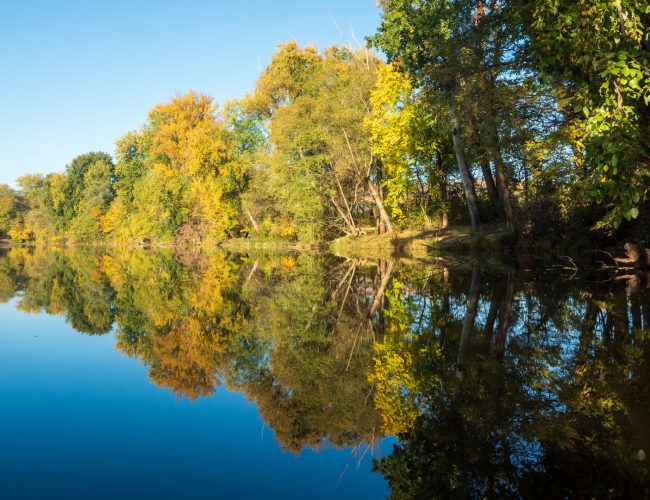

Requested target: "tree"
[
  {"left": 8, "top": 174, "right": 57, "bottom": 242},
  {"left": 371, "top": 0, "right": 486, "bottom": 232},
  {"left": 68, "top": 159, "right": 115, "bottom": 241},
  {"left": 105, "top": 91, "right": 237, "bottom": 243},
  {"left": 368, "top": 63, "right": 458, "bottom": 228},
  {"left": 63, "top": 152, "right": 114, "bottom": 225},
  {"left": 521, "top": 0, "right": 650, "bottom": 229},
  {"left": 244, "top": 41, "right": 395, "bottom": 240},
  {"left": 0, "top": 185, "right": 18, "bottom": 238}
]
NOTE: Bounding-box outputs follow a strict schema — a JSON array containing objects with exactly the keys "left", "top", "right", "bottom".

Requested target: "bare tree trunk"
[
  {"left": 368, "top": 259, "right": 395, "bottom": 318},
  {"left": 246, "top": 258, "right": 260, "bottom": 282},
  {"left": 484, "top": 290, "right": 500, "bottom": 338},
  {"left": 465, "top": 104, "right": 497, "bottom": 210},
  {"left": 341, "top": 126, "right": 393, "bottom": 235},
  {"left": 377, "top": 170, "right": 389, "bottom": 234},
  {"left": 332, "top": 169, "right": 358, "bottom": 235},
  {"left": 367, "top": 178, "right": 394, "bottom": 234},
  {"left": 440, "top": 181, "right": 449, "bottom": 229},
  {"left": 330, "top": 197, "right": 357, "bottom": 235},
  {"left": 448, "top": 102, "right": 481, "bottom": 232},
  {"left": 495, "top": 272, "right": 515, "bottom": 358},
  {"left": 437, "top": 153, "right": 449, "bottom": 229},
  {"left": 246, "top": 209, "right": 259, "bottom": 235},
  {"left": 484, "top": 80, "right": 514, "bottom": 228}
]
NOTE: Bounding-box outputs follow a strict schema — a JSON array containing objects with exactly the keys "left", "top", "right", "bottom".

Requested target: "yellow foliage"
[
  {"left": 149, "top": 90, "right": 228, "bottom": 177},
  {"left": 369, "top": 341, "right": 421, "bottom": 435},
  {"left": 367, "top": 64, "right": 439, "bottom": 223}
]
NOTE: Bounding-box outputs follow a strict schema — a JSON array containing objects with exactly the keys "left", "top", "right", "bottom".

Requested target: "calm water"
[{"left": 0, "top": 247, "right": 648, "bottom": 499}]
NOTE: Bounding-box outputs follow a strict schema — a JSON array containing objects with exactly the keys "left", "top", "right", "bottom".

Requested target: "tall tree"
[
  {"left": 518, "top": 0, "right": 650, "bottom": 228},
  {"left": 244, "top": 41, "right": 395, "bottom": 240},
  {"left": 371, "top": 0, "right": 485, "bottom": 232}
]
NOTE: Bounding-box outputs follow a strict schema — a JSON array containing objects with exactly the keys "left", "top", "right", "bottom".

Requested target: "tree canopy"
[{"left": 1, "top": 6, "right": 647, "bottom": 247}]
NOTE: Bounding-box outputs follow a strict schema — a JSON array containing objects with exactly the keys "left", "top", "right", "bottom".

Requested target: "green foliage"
[
  {"left": 68, "top": 159, "right": 115, "bottom": 241},
  {"left": 521, "top": 0, "right": 650, "bottom": 228},
  {"left": 63, "top": 152, "right": 114, "bottom": 224},
  {"left": 0, "top": 184, "right": 18, "bottom": 237}
]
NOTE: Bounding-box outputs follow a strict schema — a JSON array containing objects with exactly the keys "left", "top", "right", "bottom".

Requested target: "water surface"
[{"left": 0, "top": 247, "right": 648, "bottom": 499}]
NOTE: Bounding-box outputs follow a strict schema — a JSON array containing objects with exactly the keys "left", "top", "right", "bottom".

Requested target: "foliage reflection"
[{"left": 1, "top": 247, "right": 648, "bottom": 497}]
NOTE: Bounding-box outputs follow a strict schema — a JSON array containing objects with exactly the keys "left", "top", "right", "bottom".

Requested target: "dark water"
[{"left": 0, "top": 247, "right": 648, "bottom": 499}]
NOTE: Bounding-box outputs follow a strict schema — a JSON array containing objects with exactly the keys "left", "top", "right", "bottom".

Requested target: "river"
[{"left": 0, "top": 247, "right": 648, "bottom": 499}]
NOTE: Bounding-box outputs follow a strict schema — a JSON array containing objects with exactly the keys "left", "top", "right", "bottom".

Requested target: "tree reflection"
[
  {"left": 372, "top": 264, "right": 650, "bottom": 499},
  {"left": 1, "top": 247, "right": 649, "bottom": 496}
]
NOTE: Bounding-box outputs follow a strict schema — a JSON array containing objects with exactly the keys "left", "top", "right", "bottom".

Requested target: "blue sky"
[{"left": 0, "top": 0, "right": 381, "bottom": 186}]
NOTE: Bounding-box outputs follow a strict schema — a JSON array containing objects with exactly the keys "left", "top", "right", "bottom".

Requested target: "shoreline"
[{"left": 0, "top": 224, "right": 638, "bottom": 269}]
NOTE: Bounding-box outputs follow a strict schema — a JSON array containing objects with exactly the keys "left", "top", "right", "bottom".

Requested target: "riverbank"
[
  {"left": 3, "top": 222, "right": 641, "bottom": 271},
  {"left": 221, "top": 238, "right": 320, "bottom": 252},
  {"left": 217, "top": 225, "right": 515, "bottom": 261},
  {"left": 329, "top": 225, "right": 515, "bottom": 260}
]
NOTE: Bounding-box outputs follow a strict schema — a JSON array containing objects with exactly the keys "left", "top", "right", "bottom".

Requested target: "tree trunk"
[
  {"left": 246, "top": 209, "right": 259, "bottom": 235},
  {"left": 495, "top": 272, "right": 515, "bottom": 358},
  {"left": 368, "top": 259, "right": 395, "bottom": 318},
  {"left": 332, "top": 170, "right": 358, "bottom": 235},
  {"left": 484, "top": 80, "right": 514, "bottom": 228},
  {"left": 448, "top": 103, "right": 481, "bottom": 232},
  {"left": 367, "top": 178, "right": 394, "bottom": 234},
  {"left": 481, "top": 161, "right": 499, "bottom": 207},
  {"left": 484, "top": 289, "right": 500, "bottom": 339},
  {"left": 464, "top": 105, "right": 498, "bottom": 209},
  {"left": 492, "top": 144, "right": 514, "bottom": 228},
  {"left": 437, "top": 153, "right": 449, "bottom": 229},
  {"left": 440, "top": 181, "right": 449, "bottom": 229},
  {"left": 330, "top": 196, "right": 357, "bottom": 235}
]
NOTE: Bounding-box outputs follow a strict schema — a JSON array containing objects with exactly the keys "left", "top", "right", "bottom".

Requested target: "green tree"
[
  {"left": 68, "top": 159, "right": 115, "bottom": 241},
  {"left": 244, "top": 41, "right": 395, "bottom": 240},
  {"left": 63, "top": 152, "right": 114, "bottom": 225},
  {"left": 520, "top": 0, "right": 650, "bottom": 229},
  {"left": 0, "top": 184, "right": 18, "bottom": 238}
]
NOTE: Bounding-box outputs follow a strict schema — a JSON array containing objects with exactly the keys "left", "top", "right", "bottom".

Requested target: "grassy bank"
[
  {"left": 221, "top": 238, "right": 320, "bottom": 253},
  {"left": 329, "top": 225, "right": 515, "bottom": 260}
]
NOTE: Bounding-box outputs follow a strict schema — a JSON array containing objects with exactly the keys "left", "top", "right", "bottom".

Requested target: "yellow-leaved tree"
[
  {"left": 105, "top": 91, "right": 240, "bottom": 243},
  {"left": 367, "top": 64, "right": 446, "bottom": 228}
]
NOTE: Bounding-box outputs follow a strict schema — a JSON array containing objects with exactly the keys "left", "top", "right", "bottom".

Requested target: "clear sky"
[{"left": 0, "top": 0, "right": 381, "bottom": 186}]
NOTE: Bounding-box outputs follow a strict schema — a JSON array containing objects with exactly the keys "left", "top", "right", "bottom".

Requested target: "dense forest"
[{"left": 0, "top": 1, "right": 648, "bottom": 251}]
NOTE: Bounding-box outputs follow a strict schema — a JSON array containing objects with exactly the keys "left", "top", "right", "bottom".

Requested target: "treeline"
[{"left": 0, "top": 1, "right": 648, "bottom": 246}]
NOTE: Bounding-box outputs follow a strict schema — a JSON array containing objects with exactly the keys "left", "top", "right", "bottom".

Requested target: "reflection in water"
[{"left": 1, "top": 247, "right": 649, "bottom": 498}]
